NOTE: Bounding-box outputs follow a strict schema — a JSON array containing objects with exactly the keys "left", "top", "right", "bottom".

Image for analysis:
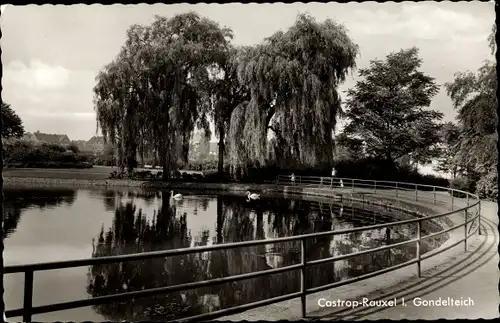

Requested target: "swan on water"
[
  {"left": 170, "top": 190, "right": 183, "bottom": 200},
  {"left": 246, "top": 191, "right": 260, "bottom": 201}
]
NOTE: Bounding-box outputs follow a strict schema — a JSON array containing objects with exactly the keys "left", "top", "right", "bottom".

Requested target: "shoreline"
[{"left": 4, "top": 175, "right": 472, "bottom": 320}]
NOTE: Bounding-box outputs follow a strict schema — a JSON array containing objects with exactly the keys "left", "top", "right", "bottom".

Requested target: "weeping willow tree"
[
  {"left": 208, "top": 47, "right": 250, "bottom": 174},
  {"left": 444, "top": 24, "right": 497, "bottom": 199},
  {"left": 94, "top": 13, "right": 233, "bottom": 178},
  {"left": 227, "top": 14, "right": 359, "bottom": 176}
]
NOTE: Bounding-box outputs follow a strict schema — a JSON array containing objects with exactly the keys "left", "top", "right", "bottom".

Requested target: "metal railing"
[{"left": 4, "top": 176, "right": 481, "bottom": 322}]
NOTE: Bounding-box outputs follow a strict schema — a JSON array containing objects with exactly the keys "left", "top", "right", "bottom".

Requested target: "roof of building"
[
  {"left": 87, "top": 136, "right": 104, "bottom": 145},
  {"left": 33, "top": 132, "right": 71, "bottom": 144}
]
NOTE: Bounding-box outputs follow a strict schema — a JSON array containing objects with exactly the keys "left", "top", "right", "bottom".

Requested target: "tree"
[
  {"left": 1, "top": 102, "right": 25, "bottom": 139},
  {"left": 208, "top": 47, "right": 250, "bottom": 174},
  {"left": 343, "top": 47, "right": 443, "bottom": 166},
  {"left": 94, "top": 13, "right": 233, "bottom": 179},
  {"left": 444, "top": 24, "right": 497, "bottom": 198},
  {"left": 197, "top": 130, "right": 210, "bottom": 162},
  {"left": 227, "top": 13, "right": 359, "bottom": 176},
  {"left": 333, "top": 133, "right": 364, "bottom": 162},
  {"left": 434, "top": 121, "right": 461, "bottom": 179}
]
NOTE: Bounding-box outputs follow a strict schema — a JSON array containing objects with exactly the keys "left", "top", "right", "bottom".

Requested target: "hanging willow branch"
[
  {"left": 93, "top": 12, "right": 233, "bottom": 179},
  {"left": 227, "top": 13, "right": 358, "bottom": 175}
]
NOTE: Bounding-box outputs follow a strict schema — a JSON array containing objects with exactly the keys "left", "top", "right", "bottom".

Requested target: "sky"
[{"left": 0, "top": 2, "right": 496, "bottom": 141}]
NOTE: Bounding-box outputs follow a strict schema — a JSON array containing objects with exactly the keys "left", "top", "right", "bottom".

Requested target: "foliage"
[
  {"left": 185, "top": 159, "right": 218, "bottom": 172},
  {"left": 3, "top": 140, "right": 92, "bottom": 168},
  {"left": 333, "top": 157, "right": 450, "bottom": 188},
  {"left": 227, "top": 13, "right": 359, "bottom": 176},
  {"left": 443, "top": 25, "right": 497, "bottom": 200},
  {"left": 434, "top": 122, "right": 461, "bottom": 178},
  {"left": 207, "top": 46, "right": 250, "bottom": 173},
  {"left": 94, "top": 12, "right": 232, "bottom": 179},
  {"left": 67, "top": 143, "right": 80, "bottom": 154},
  {"left": 475, "top": 168, "right": 498, "bottom": 200},
  {"left": 1, "top": 102, "right": 25, "bottom": 139},
  {"left": 333, "top": 133, "right": 364, "bottom": 162},
  {"left": 449, "top": 177, "right": 476, "bottom": 198},
  {"left": 444, "top": 61, "right": 497, "bottom": 174},
  {"left": 343, "top": 47, "right": 443, "bottom": 165}
]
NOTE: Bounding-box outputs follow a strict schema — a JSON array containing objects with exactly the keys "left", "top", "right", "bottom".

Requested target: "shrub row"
[
  {"left": 3, "top": 140, "right": 93, "bottom": 169},
  {"left": 184, "top": 159, "right": 218, "bottom": 171},
  {"left": 226, "top": 158, "right": 451, "bottom": 189}
]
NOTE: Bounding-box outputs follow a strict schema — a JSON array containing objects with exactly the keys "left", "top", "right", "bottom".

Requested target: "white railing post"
[
  {"left": 415, "top": 184, "right": 418, "bottom": 201},
  {"left": 352, "top": 179, "right": 355, "bottom": 192},
  {"left": 374, "top": 180, "right": 377, "bottom": 193},
  {"left": 433, "top": 186, "right": 436, "bottom": 204},
  {"left": 330, "top": 177, "right": 333, "bottom": 189},
  {"left": 395, "top": 182, "right": 398, "bottom": 198},
  {"left": 320, "top": 177, "right": 323, "bottom": 188}
]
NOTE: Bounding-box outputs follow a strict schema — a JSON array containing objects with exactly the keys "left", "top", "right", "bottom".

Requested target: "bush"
[
  {"left": 184, "top": 159, "right": 218, "bottom": 172},
  {"left": 67, "top": 143, "right": 80, "bottom": 154},
  {"left": 475, "top": 169, "right": 498, "bottom": 200},
  {"left": 449, "top": 177, "right": 475, "bottom": 198},
  {"left": 228, "top": 157, "right": 451, "bottom": 187},
  {"left": 3, "top": 140, "right": 94, "bottom": 169}
]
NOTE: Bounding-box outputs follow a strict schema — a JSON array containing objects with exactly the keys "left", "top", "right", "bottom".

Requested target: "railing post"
[
  {"left": 300, "top": 238, "right": 307, "bottom": 318},
  {"left": 464, "top": 209, "right": 468, "bottom": 252},
  {"left": 352, "top": 179, "right": 355, "bottom": 192},
  {"left": 395, "top": 182, "right": 398, "bottom": 198},
  {"left": 23, "top": 270, "right": 34, "bottom": 322},
  {"left": 415, "top": 184, "right": 418, "bottom": 201},
  {"left": 320, "top": 177, "right": 323, "bottom": 188},
  {"left": 478, "top": 201, "right": 482, "bottom": 235},
  {"left": 416, "top": 220, "right": 422, "bottom": 277},
  {"left": 433, "top": 186, "right": 436, "bottom": 204},
  {"left": 330, "top": 177, "right": 333, "bottom": 189},
  {"left": 374, "top": 181, "right": 377, "bottom": 193},
  {"left": 451, "top": 189, "right": 455, "bottom": 211}
]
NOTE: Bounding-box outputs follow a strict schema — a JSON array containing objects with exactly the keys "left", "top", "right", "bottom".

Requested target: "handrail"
[{"left": 4, "top": 176, "right": 481, "bottom": 322}]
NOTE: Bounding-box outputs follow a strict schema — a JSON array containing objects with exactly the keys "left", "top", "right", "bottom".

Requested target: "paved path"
[{"left": 309, "top": 200, "right": 499, "bottom": 320}]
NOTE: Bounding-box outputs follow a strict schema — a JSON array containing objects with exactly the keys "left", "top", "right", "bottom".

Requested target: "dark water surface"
[{"left": 3, "top": 187, "right": 447, "bottom": 321}]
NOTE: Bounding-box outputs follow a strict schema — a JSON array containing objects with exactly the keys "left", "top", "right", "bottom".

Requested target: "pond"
[{"left": 3, "top": 187, "right": 448, "bottom": 321}]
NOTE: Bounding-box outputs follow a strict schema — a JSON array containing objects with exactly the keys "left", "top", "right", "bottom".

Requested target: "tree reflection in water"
[
  {"left": 86, "top": 192, "right": 447, "bottom": 321},
  {"left": 2, "top": 188, "right": 77, "bottom": 239}
]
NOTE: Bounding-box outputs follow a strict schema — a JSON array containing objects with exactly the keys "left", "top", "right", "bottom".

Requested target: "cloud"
[
  {"left": 4, "top": 60, "right": 71, "bottom": 90},
  {"left": 349, "top": 3, "right": 491, "bottom": 42},
  {"left": 2, "top": 59, "right": 98, "bottom": 139}
]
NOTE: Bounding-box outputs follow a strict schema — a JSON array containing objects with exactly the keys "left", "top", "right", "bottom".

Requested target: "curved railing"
[{"left": 4, "top": 176, "right": 481, "bottom": 322}]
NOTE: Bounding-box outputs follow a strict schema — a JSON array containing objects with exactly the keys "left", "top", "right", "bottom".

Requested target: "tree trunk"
[
  {"left": 160, "top": 145, "right": 169, "bottom": 181},
  {"left": 218, "top": 125, "right": 225, "bottom": 174}
]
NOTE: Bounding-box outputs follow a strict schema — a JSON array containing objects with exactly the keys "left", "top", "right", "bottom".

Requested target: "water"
[{"left": 3, "top": 187, "right": 448, "bottom": 321}]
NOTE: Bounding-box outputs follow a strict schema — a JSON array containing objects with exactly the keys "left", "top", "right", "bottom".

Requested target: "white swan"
[
  {"left": 170, "top": 190, "right": 183, "bottom": 200},
  {"left": 246, "top": 191, "right": 260, "bottom": 201}
]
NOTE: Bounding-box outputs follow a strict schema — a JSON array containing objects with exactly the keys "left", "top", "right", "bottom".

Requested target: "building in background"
[
  {"left": 22, "top": 131, "right": 72, "bottom": 146},
  {"left": 86, "top": 136, "right": 105, "bottom": 155}
]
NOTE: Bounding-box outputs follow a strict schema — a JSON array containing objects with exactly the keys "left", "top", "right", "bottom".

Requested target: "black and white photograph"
[{"left": 0, "top": 1, "right": 498, "bottom": 322}]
